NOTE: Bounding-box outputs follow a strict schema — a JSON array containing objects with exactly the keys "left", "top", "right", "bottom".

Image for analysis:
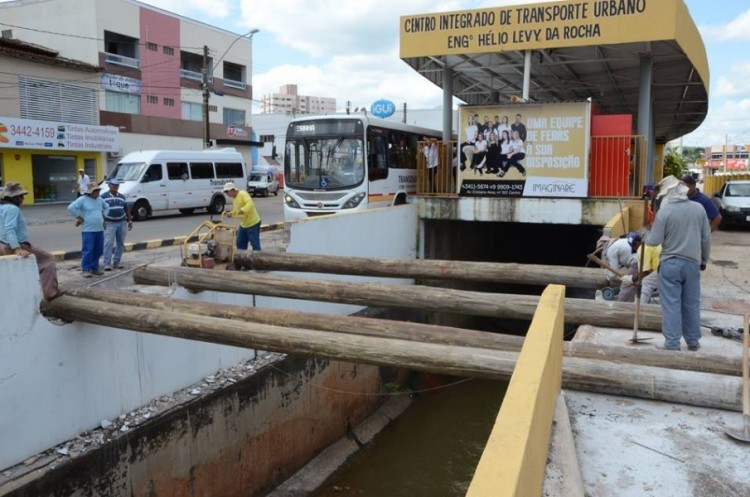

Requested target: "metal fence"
[
  {"left": 589, "top": 135, "right": 647, "bottom": 198},
  {"left": 416, "top": 140, "right": 458, "bottom": 196}
]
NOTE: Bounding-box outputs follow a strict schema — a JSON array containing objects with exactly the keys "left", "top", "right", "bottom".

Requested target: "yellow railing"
[
  {"left": 466, "top": 285, "right": 565, "bottom": 497},
  {"left": 416, "top": 140, "right": 458, "bottom": 196},
  {"left": 703, "top": 172, "right": 750, "bottom": 197},
  {"left": 589, "top": 135, "right": 647, "bottom": 198}
]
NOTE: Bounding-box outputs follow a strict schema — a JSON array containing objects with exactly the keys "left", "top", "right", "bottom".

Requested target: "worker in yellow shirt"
[
  {"left": 618, "top": 241, "right": 661, "bottom": 304},
  {"left": 222, "top": 182, "right": 262, "bottom": 251}
]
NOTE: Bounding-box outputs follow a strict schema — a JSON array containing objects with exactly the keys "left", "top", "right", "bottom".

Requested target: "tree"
[{"left": 663, "top": 148, "right": 687, "bottom": 178}]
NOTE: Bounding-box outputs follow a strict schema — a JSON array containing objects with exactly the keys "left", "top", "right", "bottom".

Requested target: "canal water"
[{"left": 311, "top": 377, "right": 508, "bottom": 497}]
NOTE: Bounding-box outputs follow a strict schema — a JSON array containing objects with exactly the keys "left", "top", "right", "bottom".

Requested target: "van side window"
[
  {"left": 216, "top": 162, "right": 244, "bottom": 178},
  {"left": 167, "top": 162, "right": 189, "bottom": 180},
  {"left": 190, "top": 162, "right": 215, "bottom": 179},
  {"left": 142, "top": 164, "right": 163, "bottom": 183}
]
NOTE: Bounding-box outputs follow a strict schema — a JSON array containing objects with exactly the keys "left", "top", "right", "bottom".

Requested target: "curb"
[{"left": 51, "top": 222, "right": 285, "bottom": 262}]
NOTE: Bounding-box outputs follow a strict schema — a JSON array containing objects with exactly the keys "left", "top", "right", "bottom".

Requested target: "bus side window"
[{"left": 367, "top": 135, "right": 388, "bottom": 181}]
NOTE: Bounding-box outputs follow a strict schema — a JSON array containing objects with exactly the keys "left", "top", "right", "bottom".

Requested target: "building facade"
[
  {"left": 0, "top": 37, "right": 118, "bottom": 204},
  {"left": 260, "top": 84, "right": 336, "bottom": 115},
  {"left": 0, "top": 0, "right": 257, "bottom": 202},
  {"left": 704, "top": 144, "right": 749, "bottom": 173}
]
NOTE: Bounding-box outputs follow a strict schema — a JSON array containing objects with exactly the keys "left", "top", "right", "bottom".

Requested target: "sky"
[{"left": 7, "top": 0, "right": 750, "bottom": 147}]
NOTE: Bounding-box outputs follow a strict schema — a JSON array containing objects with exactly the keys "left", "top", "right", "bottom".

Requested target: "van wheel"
[
  {"left": 274, "top": 190, "right": 278, "bottom": 196},
  {"left": 208, "top": 195, "right": 225, "bottom": 214},
  {"left": 133, "top": 200, "right": 149, "bottom": 221},
  {"left": 179, "top": 208, "right": 195, "bottom": 215},
  {"left": 262, "top": 188, "right": 269, "bottom": 198},
  {"left": 393, "top": 193, "right": 407, "bottom": 206}
]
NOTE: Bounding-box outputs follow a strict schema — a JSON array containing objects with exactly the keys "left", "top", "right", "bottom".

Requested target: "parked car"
[
  {"left": 713, "top": 180, "right": 750, "bottom": 228},
  {"left": 247, "top": 166, "right": 279, "bottom": 197}
]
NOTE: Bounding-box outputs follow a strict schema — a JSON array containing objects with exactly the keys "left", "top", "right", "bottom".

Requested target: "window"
[
  {"left": 167, "top": 162, "right": 189, "bottom": 180},
  {"left": 163, "top": 46, "right": 174, "bottom": 56},
  {"left": 163, "top": 97, "right": 175, "bottom": 107},
  {"left": 19, "top": 76, "right": 98, "bottom": 124},
  {"left": 367, "top": 130, "right": 389, "bottom": 181},
  {"left": 190, "top": 162, "right": 215, "bottom": 179},
  {"left": 260, "top": 134, "right": 275, "bottom": 143},
  {"left": 104, "top": 31, "right": 139, "bottom": 68},
  {"left": 104, "top": 91, "right": 140, "bottom": 114},
  {"left": 223, "top": 62, "right": 246, "bottom": 89},
  {"left": 182, "top": 102, "right": 202, "bottom": 121},
  {"left": 209, "top": 105, "right": 217, "bottom": 112},
  {"left": 143, "top": 164, "right": 163, "bottom": 182},
  {"left": 147, "top": 42, "right": 157, "bottom": 52},
  {"left": 180, "top": 51, "right": 210, "bottom": 80},
  {"left": 223, "top": 108, "right": 245, "bottom": 126},
  {"left": 215, "top": 162, "right": 244, "bottom": 178},
  {"left": 147, "top": 95, "right": 158, "bottom": 104}
]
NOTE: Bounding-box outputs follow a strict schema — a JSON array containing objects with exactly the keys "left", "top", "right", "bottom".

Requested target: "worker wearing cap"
[
  {"left": 74, "top": 168, "right": 90, "bottom": 198},
  {"left": 0, "top": 183, "right": 60, "bottom": 300},
  {"left": 681, "top": 174, "right": 722, "bottom": 231},
  {"left": 223, "top": 182, "right": 261, "bottom": 251},
  {"left": 100, "top": 179, "right": 132, "bottom": 271},
  {"left": 646, "top": 175, "right": 711, "bottom": 351},
  {"left": 68, "top": 183, "right": 110, "bottom": 278}
]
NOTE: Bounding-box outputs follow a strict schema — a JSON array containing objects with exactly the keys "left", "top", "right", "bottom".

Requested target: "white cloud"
[
  {"left": 681, "top": 98, "right": 750, "bottom": 146},
  {"left": 699, "top": 8, "right": 750, "bottom": 42},
  {"left": 714, "top": 63, "right": 750, "bottom": 99}
]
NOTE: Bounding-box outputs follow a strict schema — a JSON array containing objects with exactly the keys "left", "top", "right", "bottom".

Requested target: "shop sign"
[
  {"left": 100, "top": 73, "right": 141, "bottom": 94},
  {"left": 227, "top": 124, "right": 248, "bottom": 137},
  {"left": 0, "top": 116, "right": 119, "bottom": 152},
  {"left": 371, "top": 99, "right": 396, "bottom": 118}
]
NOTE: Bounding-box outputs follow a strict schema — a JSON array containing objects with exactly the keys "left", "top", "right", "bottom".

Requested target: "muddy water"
[{"left": 312, "top": 378, "right": 507, "bottom": 497}]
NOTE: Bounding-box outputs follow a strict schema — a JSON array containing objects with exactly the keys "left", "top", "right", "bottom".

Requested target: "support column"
[
  {"left": 638, "top": 53, "right": 655, "bottom": 184},
  {"left": 442, "top": 64, "right": 453, "bottom": 141},
  {"left": 523, "top": 50, "right": 532, "bottom": 101}
]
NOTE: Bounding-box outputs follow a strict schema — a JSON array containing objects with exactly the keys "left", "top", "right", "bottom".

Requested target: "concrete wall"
[
  {"left": 0, "top": 204, "right": 418, "bottom": 472},
  {"left": 0, "top": 256, "right": 254, "bottom": 471}
]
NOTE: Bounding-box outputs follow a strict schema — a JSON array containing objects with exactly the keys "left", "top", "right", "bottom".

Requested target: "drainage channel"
[{"left": 310, "top": 377, "right": 507, "bottom": 497}]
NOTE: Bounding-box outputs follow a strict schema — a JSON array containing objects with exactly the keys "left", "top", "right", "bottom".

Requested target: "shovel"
[
  {"left": 726, "top": 312, "right": 750, "bottom": 443},
  {"left": 629, "top": 197, "right": 652, "bottom": 344}
]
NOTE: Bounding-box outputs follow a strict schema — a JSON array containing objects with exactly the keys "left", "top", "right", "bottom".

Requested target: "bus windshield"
[
  {"left": 285, "top": 137, "right": 365, "bottom": 190},
  {"left": 109, "top": 162, "right": 147, "bottom": 182}
]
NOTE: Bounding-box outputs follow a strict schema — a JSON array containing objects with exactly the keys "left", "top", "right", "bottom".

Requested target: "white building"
[
  {"left": 260, "top": 84, "right": 336, "bottom": 115},
  {"left": 0, "top": 0, "right": 259, "bottom": 183}
]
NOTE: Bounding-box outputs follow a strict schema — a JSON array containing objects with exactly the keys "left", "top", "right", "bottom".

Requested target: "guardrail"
[
  {"left": 466, "top": 284, "right": 565, "bottom": 497},
  {"left": 589, "top": 135, "right": 646, "bottom": 198},
  {"left": 104, "top": 52, "right": 140, "bottom": 69},
  {"left": 416, "top": 140, "right": 458, "bottom": 196}
]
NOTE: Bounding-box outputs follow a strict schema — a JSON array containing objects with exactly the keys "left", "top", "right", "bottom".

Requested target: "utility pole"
[
  {"left": 403, "top": 102, "right": 407, "bottom": 124},
  {"left": 346, "top": 100, "right": 351, "bottom": 115},
  {"left": 723, "top": 133, "right": 728, "bottom": 174},
  {"left": 202, "top": 45, "right": 210, "bottom": 149}
]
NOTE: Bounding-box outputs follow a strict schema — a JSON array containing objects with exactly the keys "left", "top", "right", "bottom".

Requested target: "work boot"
[
  {"left": 92, "top": 269, "right": 105, "bottom": 276},
  {"left": 687, "top": 343, "right": 701, "bottom": 352},
  {"left": 82, "top": 272, "right": 92, "bottom": 278}
]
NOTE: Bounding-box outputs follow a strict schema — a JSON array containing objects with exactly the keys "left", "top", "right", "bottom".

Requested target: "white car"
[{"left": 713, "top": 180, "right": 750, "bottom": 228}]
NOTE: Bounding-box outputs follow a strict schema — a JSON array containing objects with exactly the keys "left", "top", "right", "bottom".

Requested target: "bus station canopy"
[{"left": 400, "top": 0, "right": 708, "bottom": 143}]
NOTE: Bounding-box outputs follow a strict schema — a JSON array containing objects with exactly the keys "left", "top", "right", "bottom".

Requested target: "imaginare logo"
[{"left": 0, "top": 123, "right": 8, "bottom": 143}]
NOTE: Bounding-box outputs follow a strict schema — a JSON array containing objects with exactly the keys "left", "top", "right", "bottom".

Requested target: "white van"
[
  {"left": 108, "top": 149, "right": 247, "bottom": 221},
  {"left": 246, "top": 165, "right": 279, "bottom": 197}
]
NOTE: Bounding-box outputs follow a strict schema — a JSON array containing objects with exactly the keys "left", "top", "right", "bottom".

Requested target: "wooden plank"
[
  {"left": 40, "top": 295, "right": 743, "bottom": 412},
  {"left": 132, "top": 265, "right": 663, "bottom": 330},
  {"left": 234, "top": 252, "right": 610, "bottom": 289}
]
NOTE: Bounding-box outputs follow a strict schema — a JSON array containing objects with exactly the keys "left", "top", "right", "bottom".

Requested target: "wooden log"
[
  {"left": 234, "top": 252, "right": 610, "bottom": 289},
  {"left": 62, "top": 286, "right": 741, "bottom": 377},
  {"left": 132, "top": 265, "right": 663, "bottom": 330},
  {"left": 40, "top": 296, "right": 743, "bottom": 412}
]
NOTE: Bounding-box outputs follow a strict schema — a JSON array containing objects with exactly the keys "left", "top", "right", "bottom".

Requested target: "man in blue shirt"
[
  {"left": 100, "top": 179, "right": 132, "bottom": 271},
  {"left": 0, "top": 183, "right": 60, "bottom": 300},
  {"left": 682, "top": 175, "right": 722, "bottom": 232},
  {"left": 68, "top": 183, "right": 109, "bottom": 278}
]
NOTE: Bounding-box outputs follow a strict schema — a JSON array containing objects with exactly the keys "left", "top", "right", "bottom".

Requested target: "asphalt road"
[{"left": 27, "top": 195, "right": 285, "bottom": 252}]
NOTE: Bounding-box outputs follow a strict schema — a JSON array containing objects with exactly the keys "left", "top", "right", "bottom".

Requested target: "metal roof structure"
[{"left": 400, "top": 0, "right": 708, "bottom": 144}]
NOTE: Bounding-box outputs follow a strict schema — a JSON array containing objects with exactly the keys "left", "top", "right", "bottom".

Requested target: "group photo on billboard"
[{"left": 458, "top": 102, "right": 590, "bottom": 198}]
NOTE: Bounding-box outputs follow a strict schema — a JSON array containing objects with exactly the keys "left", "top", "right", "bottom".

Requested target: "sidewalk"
[{"left": 20, "top": 202, "right": 72, "bottom": 226}]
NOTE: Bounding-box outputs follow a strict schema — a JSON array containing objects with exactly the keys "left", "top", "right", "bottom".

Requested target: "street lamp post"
[{"left": 202, "top": 29, "right": 260, "bottom": 149}]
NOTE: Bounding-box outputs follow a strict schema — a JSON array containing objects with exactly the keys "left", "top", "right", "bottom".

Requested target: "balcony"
[
  {"left": 223, "top": 79, "right": 247, "bottom": 90},
  {"left": 105, "top": 52, "right": 139, "bottom": 69}
]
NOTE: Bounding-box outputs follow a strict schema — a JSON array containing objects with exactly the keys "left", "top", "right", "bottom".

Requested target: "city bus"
[{"left": 282, "top": 115, "right": 442, "bottom": 221}]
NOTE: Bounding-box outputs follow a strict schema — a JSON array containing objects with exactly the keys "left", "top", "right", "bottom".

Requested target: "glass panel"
[
  {"left": 167, "top": 162, "right": 189, "bottom": 180},
  {"left": 189, "top": 162, "right": 214, "bottom": 179},
  {"left": 215, "top": 162, "right": 243, "bottom": 178},
  {"left": 105, "top": 91, "right": 140, "bottom": 114},
  {"left": 223, "top": 108, "right": 246, "bottom": 126},
  {"left": 284, "top": 137, "right": 364, "bottom": 190}
]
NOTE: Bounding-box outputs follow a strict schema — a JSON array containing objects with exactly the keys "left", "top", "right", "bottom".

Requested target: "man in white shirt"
[{"left": 75, "top": 169, "right": 90, "bottom": 198}]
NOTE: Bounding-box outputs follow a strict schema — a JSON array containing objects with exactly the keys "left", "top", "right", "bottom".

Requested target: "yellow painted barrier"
[
  {"left": 703, "top": 173, "right": 750, "bottom": 197},
  {"left": 466, "top": 285, "right": 565, "bottom": 497}
]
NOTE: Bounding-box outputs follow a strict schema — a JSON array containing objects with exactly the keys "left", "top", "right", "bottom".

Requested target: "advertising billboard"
[{"left": 458, "top": 101, "right": 590, "bottom": 197}]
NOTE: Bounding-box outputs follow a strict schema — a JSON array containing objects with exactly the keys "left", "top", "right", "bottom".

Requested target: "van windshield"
[
  {"left": 110, "top": 162, "right": 147, "bottom": 182},
  {"left": 249, "top": 174, "right": 268, "bottom": 182}
]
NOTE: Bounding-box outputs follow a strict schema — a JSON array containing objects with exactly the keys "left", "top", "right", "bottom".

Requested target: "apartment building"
[
  {"left": 260, "top": 84, "right": 336, "bottom": 115},
  {"left": 705, "top": 144, "right": 749, "bottom": 172},
  {"left": 0, "top": 0, "right": 257, "bottom": 198}
]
